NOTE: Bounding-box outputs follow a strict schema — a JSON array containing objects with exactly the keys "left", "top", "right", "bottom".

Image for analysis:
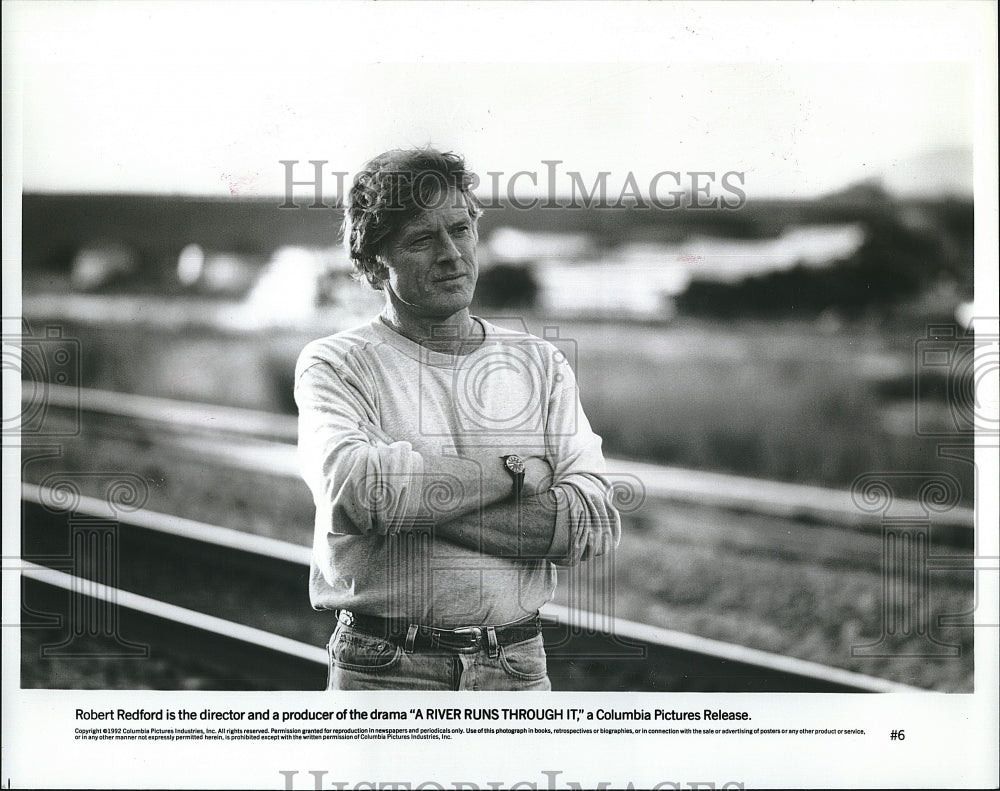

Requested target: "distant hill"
[{"left": 878, "top": 147, "right": 973, "bottom": 198}]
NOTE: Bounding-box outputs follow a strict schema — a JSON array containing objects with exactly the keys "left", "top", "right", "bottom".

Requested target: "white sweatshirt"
[{"left": 294, "top": 317, "right": 619, "bottom": 627}]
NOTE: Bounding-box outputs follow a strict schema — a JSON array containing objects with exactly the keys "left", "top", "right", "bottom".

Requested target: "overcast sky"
[{"left": 3, "top": 2, "right": 993, "bottom": 199}]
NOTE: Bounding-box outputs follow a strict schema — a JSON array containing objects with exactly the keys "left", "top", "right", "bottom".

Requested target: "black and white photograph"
[{"left": 3, "top": 1, "right": 997, "bottom": 789}]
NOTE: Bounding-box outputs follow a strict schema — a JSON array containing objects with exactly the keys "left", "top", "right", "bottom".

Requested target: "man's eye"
[{"left": 451, "top": 227, "right": 470, "bottom": 237}]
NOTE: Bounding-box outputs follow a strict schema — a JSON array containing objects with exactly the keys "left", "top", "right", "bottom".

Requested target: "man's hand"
[
  {"left": 522, "top": 455, "right": 554, "bottom": 497},
  {"left": 357, "top": 421, "right": 395, "bottom": 446}
]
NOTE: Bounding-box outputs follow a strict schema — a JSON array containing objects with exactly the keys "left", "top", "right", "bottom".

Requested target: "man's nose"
[{"left": 434, "top": 229, "right": 462, "bottom": 263}]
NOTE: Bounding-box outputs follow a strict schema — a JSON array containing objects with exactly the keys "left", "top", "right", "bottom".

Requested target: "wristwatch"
[{"left": 502, "top": 455, "right": 526, "bottom": 501}]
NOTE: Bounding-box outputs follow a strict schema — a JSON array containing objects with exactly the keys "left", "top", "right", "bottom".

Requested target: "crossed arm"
[
  {"left": 295, "top": 359, "right": 621, "bottom": 567},
  {"left": 429, "top": 490, "right": 617, "bottom": 564},
  {"left": 356, "top": 420, "right": 563, "bottom": 560},
  {"left": 434, "top": 493, "right": 562, "bottom": 560},
  {"left": 344, "top": 421, "right": 618, "bottom": 566}
]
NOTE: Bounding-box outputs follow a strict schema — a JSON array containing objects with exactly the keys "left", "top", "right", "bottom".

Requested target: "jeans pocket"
[
  {"left": 330, "top": 626, "right": 402, "bottom": 673},
  {"left": 498, "top": 634, "right": 548, "bottom": 681}
]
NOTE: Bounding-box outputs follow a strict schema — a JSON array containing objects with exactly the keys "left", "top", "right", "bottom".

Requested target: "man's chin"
[{"left": 427, "top": 289, "right": 475, "bottom": 316}]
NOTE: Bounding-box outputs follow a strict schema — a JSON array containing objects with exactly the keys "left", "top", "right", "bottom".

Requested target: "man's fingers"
[
  {"left": 522, "top": 456, "right": 555, "bottom": 496},
  {"left": 358, "top": 421, "right": 394, "bottom": 445}
]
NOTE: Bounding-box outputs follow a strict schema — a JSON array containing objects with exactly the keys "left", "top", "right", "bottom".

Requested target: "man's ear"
[{"left": 371, "top": 255, "right": 390, "bottom": 287}]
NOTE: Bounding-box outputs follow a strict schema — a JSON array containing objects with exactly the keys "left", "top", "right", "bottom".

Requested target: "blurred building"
[{"left": 480, "top": 223, "right": 866, "bottom": 321}]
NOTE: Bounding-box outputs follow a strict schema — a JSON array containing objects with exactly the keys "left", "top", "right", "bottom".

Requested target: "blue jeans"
[{"left": 326, "top": 623, "right": 551, "bottom": 691}]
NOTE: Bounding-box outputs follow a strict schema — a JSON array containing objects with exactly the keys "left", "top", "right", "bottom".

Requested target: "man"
[{"left": 295, "top": 148, "right": 620, "bottom": 691}]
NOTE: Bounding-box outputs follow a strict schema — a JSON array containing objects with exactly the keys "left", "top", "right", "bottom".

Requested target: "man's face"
[{"left": 378, "top": 188, "right": 479, "bottom": 319}]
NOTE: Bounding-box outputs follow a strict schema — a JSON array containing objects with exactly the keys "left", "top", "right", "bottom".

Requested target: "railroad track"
[{"left": 19, "top": 483, "right": 920, "bottom": 692}]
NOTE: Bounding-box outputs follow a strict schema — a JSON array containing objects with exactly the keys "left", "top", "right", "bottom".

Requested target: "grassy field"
[{"left": 549, "top": 316, "right": 972, "bottom": 501}]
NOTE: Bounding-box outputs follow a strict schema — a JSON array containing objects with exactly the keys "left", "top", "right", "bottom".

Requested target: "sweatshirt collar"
[{"left": 369, "top": 316, "right": 493, "bottom": 368}]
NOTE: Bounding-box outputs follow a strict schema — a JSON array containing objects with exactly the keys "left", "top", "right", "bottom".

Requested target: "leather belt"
[{"left": 337, "top": 610, "right": 542, "bottom": 654}]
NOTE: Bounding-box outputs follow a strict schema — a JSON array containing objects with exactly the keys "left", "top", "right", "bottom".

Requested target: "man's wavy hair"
[{"left": 342, "top": 148, "right": 483, "bottom": 290}]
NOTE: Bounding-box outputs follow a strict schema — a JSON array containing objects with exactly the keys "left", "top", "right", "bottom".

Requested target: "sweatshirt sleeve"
[
  {"left": 542, "top": 351, "right": 622, "bottom": 566},
  {"left": 294, "top": 348, "right": 427, "bottom": 536}
]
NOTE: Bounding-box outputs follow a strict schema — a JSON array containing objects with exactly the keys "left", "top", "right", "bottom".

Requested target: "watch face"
[{"left": 504, "top": 455, "right": 525, "bottom": 475}]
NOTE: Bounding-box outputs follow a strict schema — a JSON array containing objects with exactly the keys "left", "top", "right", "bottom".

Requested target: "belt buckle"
[{"left": 449, "top": 626, "right": 483, "bottom": 653}]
